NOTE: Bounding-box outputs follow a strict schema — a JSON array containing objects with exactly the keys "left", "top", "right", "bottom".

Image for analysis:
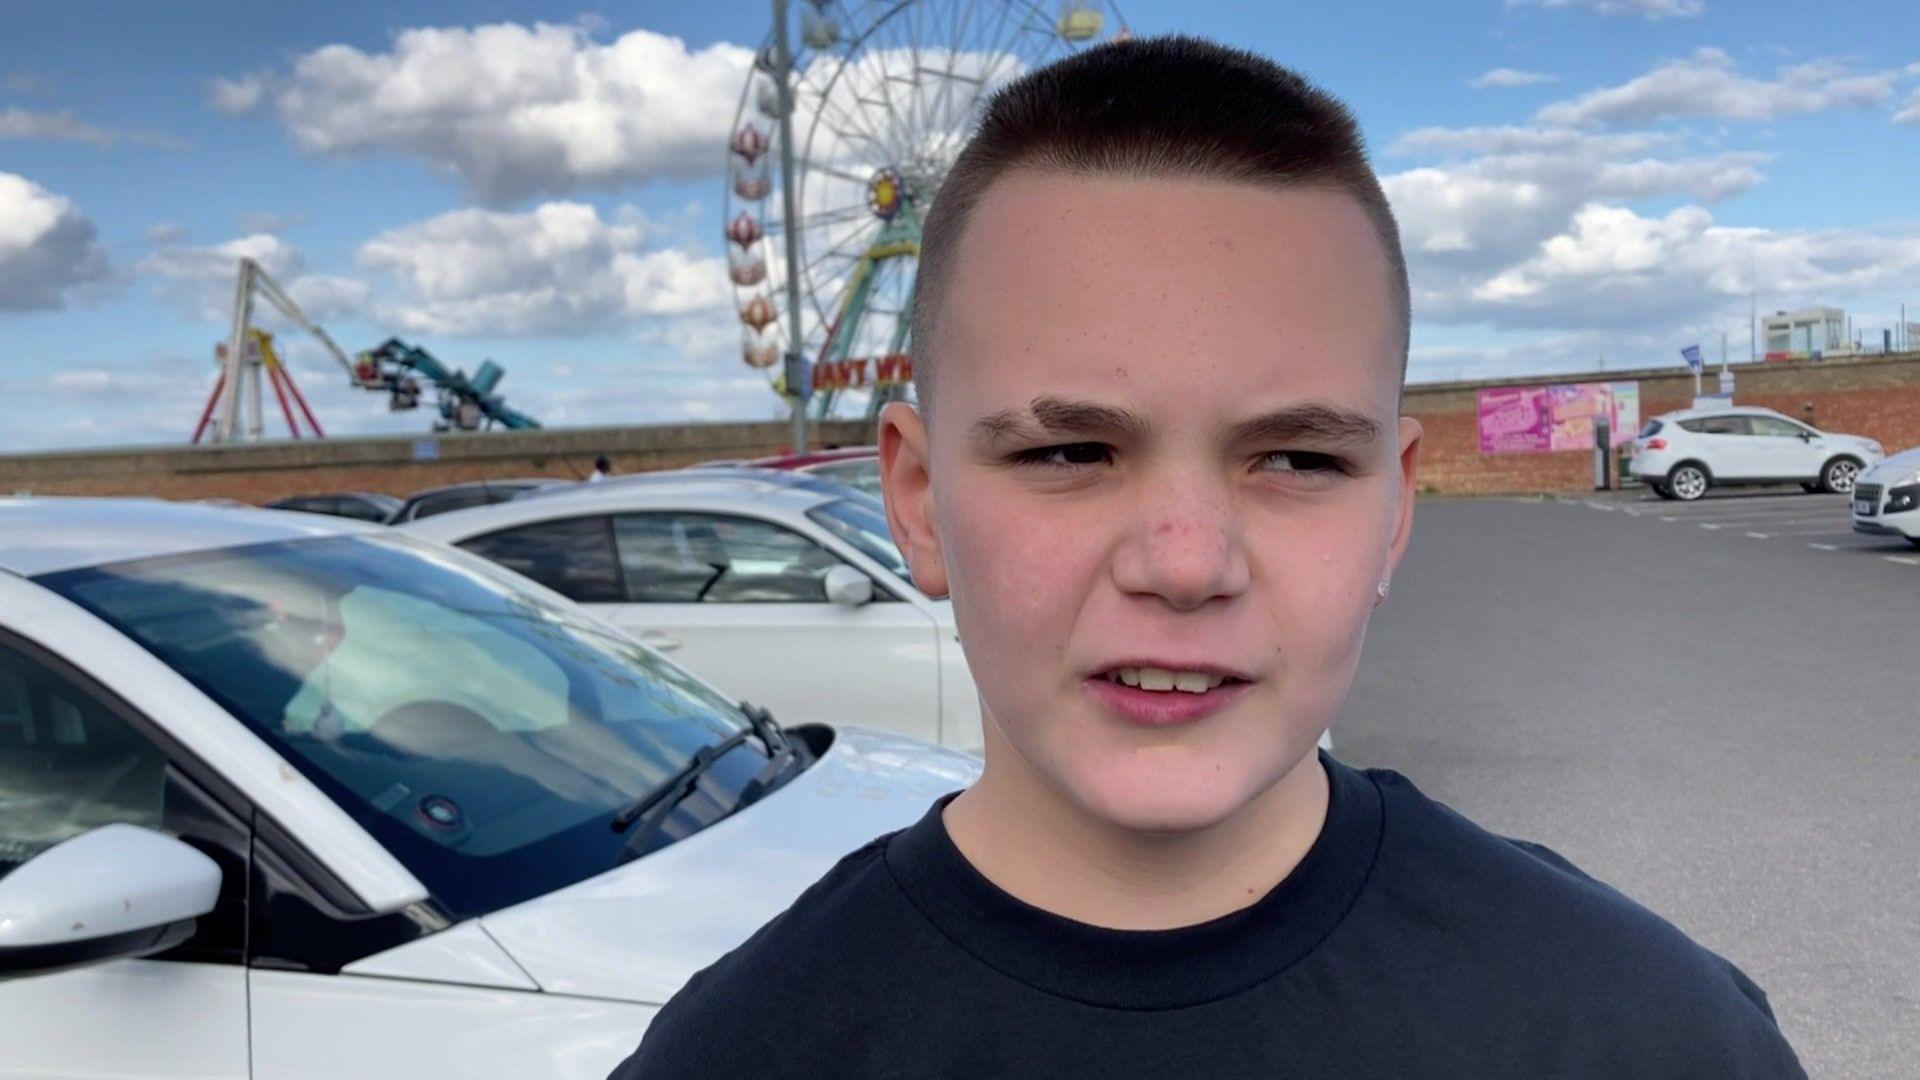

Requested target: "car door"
[
  {"left": 0, "top": 635, "right": 251, "bottom": 1080},
  {"left": 607, "top": 511, "right": 943, "bottom": 743},
  {"left": 1689, "top": 414, "right": 1759, "bottom": 478},
  {"left": 1747, "top": 415, "right": 1825, "bottom": 479}
]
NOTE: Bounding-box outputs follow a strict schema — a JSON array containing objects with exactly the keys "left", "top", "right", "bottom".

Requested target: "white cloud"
[
  {"left": 1507, "top": 0, "right": 1703, "bottom": 17},
  {"left": 1471, "top": 68, "right": 1557, "bottom": 89},
  {"left": 1384, "top": 125, "right": 1765, "bottom": 265},
  {"left": 1440, "top": 203, "right": 1920, "bottom": 329},
  {"left": 357, "top": 201, "right": 730, "bottom": 336},
  {"left": 146, "top": 222, "right": 187, "bottom": 244},
  {"left": 0, "top": 106, "right": 187, "bottom": 150},
  {"left": 0, "top": 107, "right": 115, "bottom": 147},
  {"left": 286, "top": 274, "right": 371, "bottom": 320},
  {"left": 208, "top": 72, "right": 270, "bottom": 115},
  {"left": 1894, "top": 87, "right": 1920, "bottom": 126},
  {"left": 1539, "top": 48, "right": 1898, "bottom": 126},
  {"left": 138, "top": 232, "right": 368, "bottom": 323},
  {"left": 233, "top": 22, "right": 752, "bottom": 203},
  {"left": 0, "top": 172, "right": 109, "bottom": 311}
]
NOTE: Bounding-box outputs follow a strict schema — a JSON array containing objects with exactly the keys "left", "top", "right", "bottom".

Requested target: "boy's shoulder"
[{"left": 1357, "top": 764, "right": 1786, "bottom": 1041}]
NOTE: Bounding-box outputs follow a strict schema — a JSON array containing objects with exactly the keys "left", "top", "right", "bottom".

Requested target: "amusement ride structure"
[
  {"left": 723, "top": 0, "right": 1128, "bottom": 422},
  {"left": 191, "top": 259, "right": 539, "bottom": 444}
]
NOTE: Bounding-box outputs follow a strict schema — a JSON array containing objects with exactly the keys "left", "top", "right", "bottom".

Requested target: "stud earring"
[{"left": 1376, "top": 579, "right": 1391, "bottom": 599}]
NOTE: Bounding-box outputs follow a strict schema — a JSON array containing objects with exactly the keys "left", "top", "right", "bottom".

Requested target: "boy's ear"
[
  {"left": 878, "top": 401, "right": 949, "bottom": 599},
  {"left": 1386, "top": 415, "right": 1423, "bottom": 576}
]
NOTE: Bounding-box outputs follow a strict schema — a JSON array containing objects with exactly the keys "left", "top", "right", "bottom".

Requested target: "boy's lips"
[
  {"left": 1080, "top": 674, "right": 1256, "bottom": 727},
  {"left": 1086, "top": 658, "right": 1256, "bottom": 682}
]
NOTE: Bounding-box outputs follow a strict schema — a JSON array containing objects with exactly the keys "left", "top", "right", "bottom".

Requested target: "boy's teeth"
[{"left": 1107, "top": 666, "right": 1230, "bottom": 694}]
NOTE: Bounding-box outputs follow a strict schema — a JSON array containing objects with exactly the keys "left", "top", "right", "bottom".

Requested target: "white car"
[
  {"left": 1850, "top": 446, "right": 1920, "bottom": 548},
  {"left": 0, "top": 497, "right": 978, "bottom": 1079},
  {"left": 401, "top": 471, "right": 986, "bottom": 750},
  {"left": 1627, "top": 406, "right": 1883, "bottom": 501}
]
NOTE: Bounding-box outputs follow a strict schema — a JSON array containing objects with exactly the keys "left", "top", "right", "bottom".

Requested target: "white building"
[{"left": 1762, "top": 307, "right": 1846, "bottom": 360}]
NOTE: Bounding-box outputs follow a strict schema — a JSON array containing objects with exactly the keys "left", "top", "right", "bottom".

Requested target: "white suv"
[{"left": 1628, "top": 407, "right": 1883, "bottom": 501}]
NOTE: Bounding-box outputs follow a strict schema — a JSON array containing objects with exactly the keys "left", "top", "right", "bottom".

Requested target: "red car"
[{"left": 707, "top": 446, "right": 883, "bottom": 497}]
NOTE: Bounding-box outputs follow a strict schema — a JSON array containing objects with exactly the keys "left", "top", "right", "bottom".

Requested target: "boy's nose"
[{"left": 1108, "top": 492, "right": 1251, "bottom": 612}]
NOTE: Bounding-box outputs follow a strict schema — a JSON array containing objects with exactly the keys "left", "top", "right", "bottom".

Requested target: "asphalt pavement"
[{"left": 1337, "top": 488, "right": 1918, "bottom": 1079}]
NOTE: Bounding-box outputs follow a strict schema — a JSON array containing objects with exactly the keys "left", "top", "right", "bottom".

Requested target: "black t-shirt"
[{"left": 609, "top": 754, "right": 1804, "bottom": 1078}]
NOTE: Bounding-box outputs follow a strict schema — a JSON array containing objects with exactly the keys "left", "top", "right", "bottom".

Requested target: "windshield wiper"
[{"left": 607, "top": 702, "right": 798, "bottom": 860}]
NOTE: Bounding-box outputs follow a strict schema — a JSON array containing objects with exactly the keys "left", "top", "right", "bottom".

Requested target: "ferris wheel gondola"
[{"left": 722, "top": 1, "right": 1128, "bottom": 419}]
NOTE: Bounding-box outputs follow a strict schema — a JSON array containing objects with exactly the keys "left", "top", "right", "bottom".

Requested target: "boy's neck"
[{"left": 941, "top": 738, "right": 1331, "bottom": 931}]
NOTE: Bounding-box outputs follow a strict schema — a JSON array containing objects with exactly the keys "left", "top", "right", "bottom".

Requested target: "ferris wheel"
[{"left": 723, "top": 0, "right": 1129, "bottom": 419}]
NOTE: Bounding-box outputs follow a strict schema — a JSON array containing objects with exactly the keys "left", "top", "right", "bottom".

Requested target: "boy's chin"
[{"left": 1058, "top": 751, "right": 1294, "bottom": 835}]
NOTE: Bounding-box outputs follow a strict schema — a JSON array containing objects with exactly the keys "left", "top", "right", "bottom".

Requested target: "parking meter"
[{"left": 1593, "top": 416, "right": 1612, "bottom": 490}]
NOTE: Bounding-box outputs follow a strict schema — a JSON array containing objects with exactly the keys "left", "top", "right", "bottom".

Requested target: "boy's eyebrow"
[{"left": 969, "top": 397, "right": 1382, "bottom": 449}]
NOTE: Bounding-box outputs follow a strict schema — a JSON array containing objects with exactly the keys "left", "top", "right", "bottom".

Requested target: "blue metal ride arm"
[{"left": 357, "top": 338, "right": 541, "bottom": 431}]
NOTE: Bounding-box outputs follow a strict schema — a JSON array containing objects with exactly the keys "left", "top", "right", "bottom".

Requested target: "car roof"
[
  {"left": 745, "top": 446, "right": 878, "bottom": 469},
  {"left": 397, "top": 472, "right": 850, "bottom": 543},
  {"left": 270, "top": 491, "right": 398, "bottom": 503},
  {"left": 0, "top": 496, "right": 381, "bottom": 577},
  {"left": 402, "top": 477, "right": 560, "bottom": 500},
  {"left": 1653, "top": 405, "right": 1792, "bottom": 422}
]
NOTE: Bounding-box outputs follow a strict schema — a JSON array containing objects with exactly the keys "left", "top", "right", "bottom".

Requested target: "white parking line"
[
  {"left": 1695, "top": 517, "right": 1848, "bottom": 530},
  {"left": 1808, "top": 543, "right": 1839, "bottom": 551},
  {"left": 1745, "top": 532, "right": 1770, "bottom": 539},
  {"left": 1886, "top": 556, "right": 1920, "bottom": 566},
  {"left": 1663, "top": 503, "right": 1847, "bottom": 519}
]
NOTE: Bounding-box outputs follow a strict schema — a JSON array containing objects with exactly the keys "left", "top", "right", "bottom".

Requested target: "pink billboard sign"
[
  {"left": 1478, "top": 381, "right": 1639, "bottom": 454},
  {"left": 1477, "top": 386, "right": 1550, "bottom": 453}
]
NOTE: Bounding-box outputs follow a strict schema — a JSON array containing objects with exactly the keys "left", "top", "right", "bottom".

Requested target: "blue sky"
[{"left": 2, "top": 0, "right": 1915, "bottom": 451}]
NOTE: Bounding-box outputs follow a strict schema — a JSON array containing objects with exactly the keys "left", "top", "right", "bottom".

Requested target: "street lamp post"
[{"left": 773, "top": 0, "right": 809, "bottom": 453}]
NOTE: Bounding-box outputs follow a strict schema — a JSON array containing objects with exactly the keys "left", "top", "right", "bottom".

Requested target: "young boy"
[{"left": 610, "top": 36, "right": 1804, "bottom": 1078}]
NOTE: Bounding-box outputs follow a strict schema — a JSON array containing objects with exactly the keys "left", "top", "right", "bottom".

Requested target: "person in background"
[{"left": 588, "top": 455, "right": 613, "bottom": 482}]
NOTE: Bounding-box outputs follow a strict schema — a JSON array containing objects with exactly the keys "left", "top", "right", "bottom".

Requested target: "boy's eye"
[
  {"left": 1009, "top": 442, "right": 1112, "bottom": 468},
  {"left": 1259, "top": 451, "right": 1347, "bottom": 476}
]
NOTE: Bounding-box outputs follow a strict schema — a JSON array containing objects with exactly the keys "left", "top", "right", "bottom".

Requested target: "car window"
[
  {"left": 804, "top": 459, "right": 883, "bottom": 496},
  {"left": 1681, "top": 415, "right": 1750, "bottom": 435},
  {"left": 459, "top": 516, "right": 624, "bottom": 602},
  {"left": 0, "top": 641, "right": 167, "bottom": 879},
  {"left": 1638, "top": 420, "right": 1664, "bottom": 438},
  {"left": 613, "top": 512, "right": 844, "bottom": 603},
  {"left": 335, "top": 498, "right": 392, "bottom": 523},
  {"left": 807, "top": 498, "right": 909, "bottom": 583},
  {"left": 41, "top": 534, "right": 753, "bottom": 918},
  {"left": 1748, "top": 416, "right": 1807, "bottom": 438},
  {"left": 414, "top": 489, "right": 495, "bottom": 520}
]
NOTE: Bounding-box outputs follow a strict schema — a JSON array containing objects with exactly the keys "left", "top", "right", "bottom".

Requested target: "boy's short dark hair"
[{"left": 910, "top": 35, "right": 1410, "bottom": 419}]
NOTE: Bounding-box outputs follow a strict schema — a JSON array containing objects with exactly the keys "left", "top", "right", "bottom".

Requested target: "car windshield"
[
  {"left": 1639, "top": 419, "right": 1663, "bottom": 438},
  {"left": 38, "top": 533, "right": 751, "bottom": 917},
  {"left": 807, "top": 497, "right": 909, "bottom": 580},
  {"left": 804, "top": 458, "right": 883, "bottom": 496}
]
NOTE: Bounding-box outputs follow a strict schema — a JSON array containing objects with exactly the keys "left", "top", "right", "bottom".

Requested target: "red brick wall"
[
  {"left": 0, "top": 419, "right": 877, "bottom": 504},
  {"left": 1406, "top": 353, "right": 1920, "bottom": 495}
]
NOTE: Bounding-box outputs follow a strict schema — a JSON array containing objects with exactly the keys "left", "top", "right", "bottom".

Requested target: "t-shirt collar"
[{"left": 883, "top": 751, "right": 1383, "bottom": 1011}]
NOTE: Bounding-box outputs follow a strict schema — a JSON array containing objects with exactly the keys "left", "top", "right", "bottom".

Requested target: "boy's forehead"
[{"left": 937, "top": 172, "right": 1402, "bottom": 419}]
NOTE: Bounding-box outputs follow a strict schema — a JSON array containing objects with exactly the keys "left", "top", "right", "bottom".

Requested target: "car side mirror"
[
  {"left": 0, "top": 824, "right": 220, "bottom": 982},
  {"left": 823, "top": 564, "right": 874, "bottom": 607}
]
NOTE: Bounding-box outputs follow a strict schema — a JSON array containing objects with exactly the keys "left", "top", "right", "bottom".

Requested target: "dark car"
[
  {"left": 265, "top": 491, "right": 402, "bottom": 523},
  {"left": 387, "top": 478, "right": 565, "bottom": 523}
]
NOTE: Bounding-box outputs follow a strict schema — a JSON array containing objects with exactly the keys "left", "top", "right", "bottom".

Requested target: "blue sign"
[
  {"left": 1680, "top": 344, "right": 1703, "bottom": 372},
  {"left": 412, "top": 438, "right": 440, "bottom": 462}
]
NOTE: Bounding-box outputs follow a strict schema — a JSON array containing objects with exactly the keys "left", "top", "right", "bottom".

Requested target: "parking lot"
[
  {"left": 1570, "top": 485, "right": 1919, "bottom": 565},
  {"left": 1337, "top": 492, "right": 1917, "bottom": 1079}
]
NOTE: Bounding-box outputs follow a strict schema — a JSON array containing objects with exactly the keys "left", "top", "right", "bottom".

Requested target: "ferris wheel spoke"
[
  {"left": 797, "top": 54, "right": 900, "bottom": 164},
  {"left": 803, "top": 85, "right": 900, "bottom": 170}
]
